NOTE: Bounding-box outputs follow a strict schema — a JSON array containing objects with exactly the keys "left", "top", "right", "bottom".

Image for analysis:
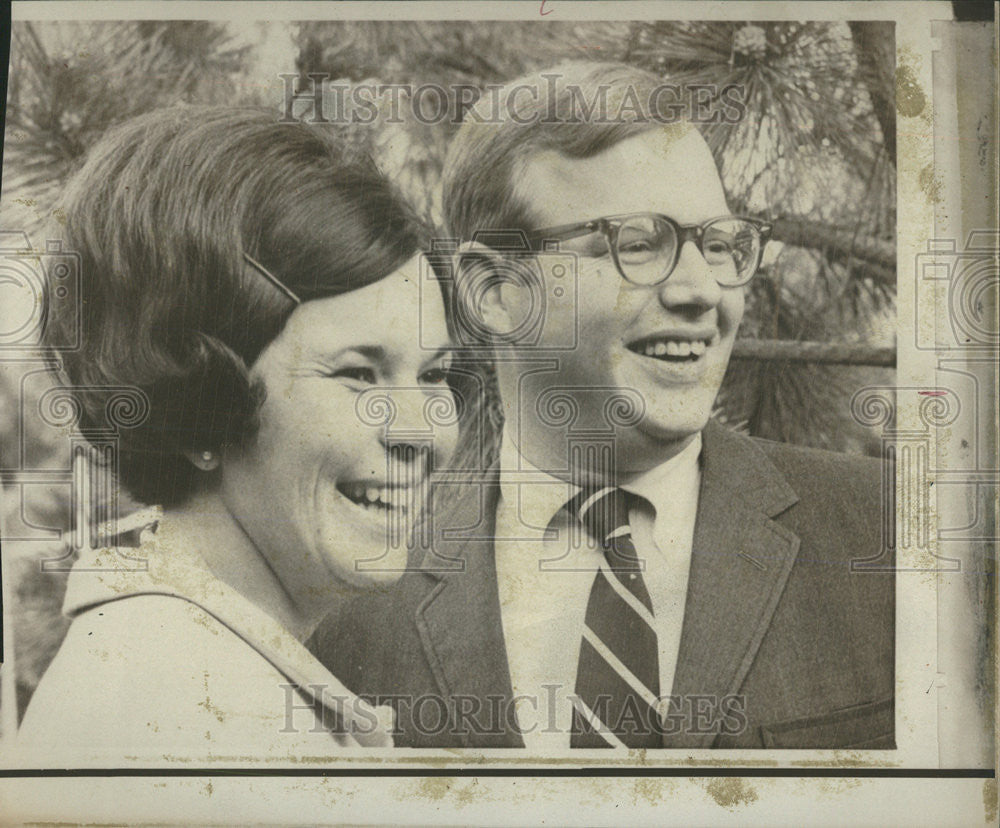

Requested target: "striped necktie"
[{"left": 569, "top": 486, "right": 661, "bottom": 748}]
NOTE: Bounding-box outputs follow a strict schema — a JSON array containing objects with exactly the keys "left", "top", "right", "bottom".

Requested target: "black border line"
[
  {"left": 0, "top": 767, "right": 994, "bottom": 778},
  {"left": 0, "top": 2, "right": 991, "bottom": 789},
  {"left": 0, "top": 0, "right": 12, "bottom": 669}
]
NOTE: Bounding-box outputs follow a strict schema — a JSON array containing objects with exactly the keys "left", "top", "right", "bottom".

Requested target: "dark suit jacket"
[{"left": 311, "top": 420, "right": 895, "bottom": 749}]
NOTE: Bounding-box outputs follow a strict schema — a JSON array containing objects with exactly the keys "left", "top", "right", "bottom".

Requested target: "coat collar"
[{"left": 699, "top": 419, "right": 799, "bottom": 516}]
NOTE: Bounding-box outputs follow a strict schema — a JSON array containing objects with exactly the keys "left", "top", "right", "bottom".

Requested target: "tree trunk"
[{"left": 849, "top": 21, "right": 897, "bottom": 167}]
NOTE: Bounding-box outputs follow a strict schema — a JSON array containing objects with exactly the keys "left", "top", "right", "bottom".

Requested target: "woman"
[{"left": 17, "top": 107, "right": 460, "bottom": 760}]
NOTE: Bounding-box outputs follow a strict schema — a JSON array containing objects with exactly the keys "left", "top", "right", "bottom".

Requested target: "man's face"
[{"left": 505, "top": 126, "right": 743, "bottom": 477}]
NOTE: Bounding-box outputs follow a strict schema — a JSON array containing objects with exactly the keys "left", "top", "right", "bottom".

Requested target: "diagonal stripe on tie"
[
  {"left": 602, "top": 555, "right": 654, "bottom": 612},
  {"left": 599, "top": 561, "right": 656, "bottom": 630},
  {"left": 581, "top": 627, "right": 659, "bottom": 709},
  {"left": 584, "top": 571, "right": 658, "bottom": 687},
  {"left": 570, "top": 702, "right": 612, "bottom": 748},
  {"left": 570, "top": 697, "right": 628, "bottom": 749},
  {"left": 569, "top": 486, "right": 662, "bottom": 749},
  {"left": 576, "top": 636, "right": 662, "bottom": 745}
]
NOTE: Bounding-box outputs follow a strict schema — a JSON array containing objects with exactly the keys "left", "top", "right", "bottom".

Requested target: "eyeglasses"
[{"left": 526, "top": 214, "right": 772, "bottom": 288}]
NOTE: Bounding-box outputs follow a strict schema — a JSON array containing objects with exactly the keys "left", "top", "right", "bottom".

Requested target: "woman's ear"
[{"left": 183, "top": 449, "right": 221, "bottom": 472}]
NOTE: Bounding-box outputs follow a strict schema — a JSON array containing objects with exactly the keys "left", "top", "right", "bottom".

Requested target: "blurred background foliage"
[{"left": 1, "top": 19, "right": 896, "bottom": 722}]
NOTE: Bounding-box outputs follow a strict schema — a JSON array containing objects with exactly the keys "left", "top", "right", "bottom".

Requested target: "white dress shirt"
[{"left": 494, "top": 430, "right": 702, "bottom": 750}]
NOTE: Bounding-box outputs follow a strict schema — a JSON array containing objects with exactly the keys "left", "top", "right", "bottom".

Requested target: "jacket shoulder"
[
  {"left": 751, "top": 436, "right": 886, "bottom": 519},
  {"left": 752, "top": 435, "right": 883, "bottom": 481},
  {"left": 19, "top": 594, "right": 299, "bottom": 760},
  {"left": 725, "top": 432, "right": 893, "bottom": 580}
]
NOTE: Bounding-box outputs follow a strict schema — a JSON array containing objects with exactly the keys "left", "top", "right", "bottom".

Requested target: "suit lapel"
[
  {"left": 412, "top": 470, "right": 522, "bottom": 747},
  {"left": 667, "top": 421, "right": 801, "bottom": 748}
]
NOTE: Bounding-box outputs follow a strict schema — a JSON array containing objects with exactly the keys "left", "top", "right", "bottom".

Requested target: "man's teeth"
[{"left": 641, "top": 339, "right": 709, "bottom": 358}]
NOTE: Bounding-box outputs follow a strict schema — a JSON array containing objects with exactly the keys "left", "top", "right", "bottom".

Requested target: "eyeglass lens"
[{"left": 615, "top": 216, "right": 761, "bottom": 286}]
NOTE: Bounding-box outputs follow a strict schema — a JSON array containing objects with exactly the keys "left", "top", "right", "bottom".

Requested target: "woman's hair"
[{"left": 48, "top": 106, "right": 424, "bottom": 506}]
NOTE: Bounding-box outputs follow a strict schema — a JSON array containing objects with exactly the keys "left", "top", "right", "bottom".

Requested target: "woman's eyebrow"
[
  {"left": 308, "top": 344, "right": 452, "bottom": 367},
  {"left": 421, "top": 346, "right": 454, "bottom": 365},
  {"left": 314, "top": 345, "right": 386, "bottom": 362}
]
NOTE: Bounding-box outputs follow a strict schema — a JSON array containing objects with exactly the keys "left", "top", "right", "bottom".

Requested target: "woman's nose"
[{"left": 372, "top": 387, "right": 458, "bottom": 463}]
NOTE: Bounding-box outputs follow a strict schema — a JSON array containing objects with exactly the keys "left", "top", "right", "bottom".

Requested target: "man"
[{"left": 312, "top": 62, "right": 894, "bottom": 750}]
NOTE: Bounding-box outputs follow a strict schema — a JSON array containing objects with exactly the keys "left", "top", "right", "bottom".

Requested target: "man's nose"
[{"left": 656, "top": 240, "right": 723, "bottom": 311}]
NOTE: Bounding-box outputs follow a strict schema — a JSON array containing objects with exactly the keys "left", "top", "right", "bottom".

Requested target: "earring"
[{"left": 185, "top": 449, "right": 219, "bottom": 472}]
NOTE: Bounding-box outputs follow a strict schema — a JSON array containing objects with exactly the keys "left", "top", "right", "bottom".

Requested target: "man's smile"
[{"left": 625, "top": 328, "right": 720, "bottom": 363}]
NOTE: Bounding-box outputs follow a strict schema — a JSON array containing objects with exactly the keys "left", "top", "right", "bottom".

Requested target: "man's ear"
[{"left": 453, "top": 241, "right": 535, "bottom": 344}]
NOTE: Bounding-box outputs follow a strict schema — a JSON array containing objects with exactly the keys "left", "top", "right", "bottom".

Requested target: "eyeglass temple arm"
[
  {"left": 526, "top": 216, "right": 773, "bottom": 249},
  {"left": 524, "top": 220, "right": 602, "bottom": 245}
]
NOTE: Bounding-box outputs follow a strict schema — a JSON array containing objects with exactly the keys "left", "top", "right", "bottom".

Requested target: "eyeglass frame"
[{"left": 524, "top": 213, "right": 773, "bottom": 288}]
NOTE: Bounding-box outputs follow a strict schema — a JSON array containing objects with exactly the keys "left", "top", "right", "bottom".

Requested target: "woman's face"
[{"left": 218, "top": 256, "right": 458, "bottom": 604}]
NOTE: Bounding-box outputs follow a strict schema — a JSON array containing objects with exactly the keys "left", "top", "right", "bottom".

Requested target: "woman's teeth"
[{"left": 339, "top": 483, "right": 412, "bottom": 511}]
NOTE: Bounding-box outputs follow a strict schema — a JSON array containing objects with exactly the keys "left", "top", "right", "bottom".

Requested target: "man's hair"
[
  {"left": 49, "top": 106, "right": 423, "bottom": 506},
  {"left": 441, "top": 61, "right": 683, "bottom": 242}
]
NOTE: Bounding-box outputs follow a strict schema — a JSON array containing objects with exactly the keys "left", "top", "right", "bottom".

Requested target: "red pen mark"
[
  {"left": 540, "top": 0, "right": 553, "bottom": 15},
  {"left": 919, "top": 390, "right": 947, "bottom": 396}
]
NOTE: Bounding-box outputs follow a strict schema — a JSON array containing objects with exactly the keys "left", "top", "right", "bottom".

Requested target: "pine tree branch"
[{"left": 766, "top": 216, "right": 895, "bottom": 270}]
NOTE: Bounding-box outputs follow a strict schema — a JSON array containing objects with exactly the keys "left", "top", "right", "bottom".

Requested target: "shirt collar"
[
  {"left": 498, "top": 428, "right": 703, "bottom": 530},
  {"left": 621, "top": 431, "right": 703, "bottom": 517},
  {"left": 498, "top": 427, "right": 581, "bottom": 534}
]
